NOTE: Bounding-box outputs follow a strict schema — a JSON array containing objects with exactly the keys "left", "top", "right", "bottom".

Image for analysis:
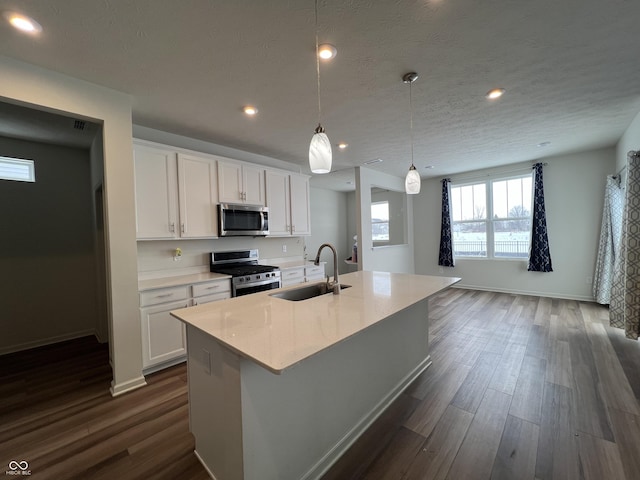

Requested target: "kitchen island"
[{"left": 171, "top": 271, "right": 460, "bottom": 480}]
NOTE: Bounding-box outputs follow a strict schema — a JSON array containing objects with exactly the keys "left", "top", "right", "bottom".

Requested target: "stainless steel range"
[{"left": 209, "top": 249, "right": 281, "bottom": 297}]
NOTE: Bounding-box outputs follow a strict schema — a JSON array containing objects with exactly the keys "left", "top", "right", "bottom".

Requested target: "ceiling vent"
[{"left": 73, "top": 120, "right": 86, "bottom": 131}]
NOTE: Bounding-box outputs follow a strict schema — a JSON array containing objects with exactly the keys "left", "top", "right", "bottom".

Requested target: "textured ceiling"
[{"left": 1, "top": 0, "right": 639, "bottom": 191}]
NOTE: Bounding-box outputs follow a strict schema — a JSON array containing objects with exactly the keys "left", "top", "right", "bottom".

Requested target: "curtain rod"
[{"left": 448, "top": 162, "right": 548, "bottom": 183}]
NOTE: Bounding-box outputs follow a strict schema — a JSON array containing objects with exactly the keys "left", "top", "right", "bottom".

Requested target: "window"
[
  {"left": 451, "top": 174, "right": 532, "bottom": 259},
  {"left": 0, "top": 156, "right": 35, "bottom": 182},
  {"left": 371, "top": 201, "right": 389, "bottom": 242}
]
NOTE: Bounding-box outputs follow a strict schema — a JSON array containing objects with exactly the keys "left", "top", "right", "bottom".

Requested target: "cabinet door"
[
  {"left": 133, "top": 144, "right": 178, "bottom": 239},
  {"left": 140, "top": 299, "right": 189, "bottom": 369},
  {"left": 217, "top": 161, "right": 244, "bottom": 203},
  {"left": 178, "top": 154, "right": 218, "bottom": 238},
  {"left": 290, "top": 174, "right": 311, "bottom": 235},
  {"left": 243, "top": 165, "right": 266, "bottom": 206},
  {"left": 265, "top": 170, "right": 291, "bottom": 236}
]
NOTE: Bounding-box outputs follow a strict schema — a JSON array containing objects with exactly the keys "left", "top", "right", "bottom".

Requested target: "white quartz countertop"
[
  {"left": 138, "top": 272, "right": 231, "bottom": 292},
  {"left": 170, "top": 271, "right": 460, "bottom": 374}
]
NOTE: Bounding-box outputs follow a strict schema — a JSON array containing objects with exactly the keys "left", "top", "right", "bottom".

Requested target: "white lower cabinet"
[
  {"left": 305, "top": 263, "right": 325, "bottom": 283},
  {"left": 281, "top": 266, "right": 305, "bottom": 287},
  {"left": 280, "top": 263, "right": 326, "bottom": 287},
  {"left": 140, "top": 298, "right": 189, "bottom": 372},
  {"left": 140, "top": 279, "right": 231, "bottom": 373}
]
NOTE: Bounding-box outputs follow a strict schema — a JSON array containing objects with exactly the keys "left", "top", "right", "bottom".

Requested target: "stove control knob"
[
  {"left": 257, "top": 274, "right": 261, "bottom": 279},
  {"left": 245, "top": 276, "right": 251, "bottom": 282},
  {"left": 239, "top": 277, "right": 244, "bottom": 282}
]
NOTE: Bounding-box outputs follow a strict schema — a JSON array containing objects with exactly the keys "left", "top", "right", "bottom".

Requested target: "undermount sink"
[{"left": 270, "top": 282, "right": 352, "bottom": 301}]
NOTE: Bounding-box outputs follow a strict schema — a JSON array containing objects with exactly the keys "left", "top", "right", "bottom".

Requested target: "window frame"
[
  {"left": 450, "top": 172, "right": 533, "bottom": 260},
  {"left": 0, "top": 156, "right": 36, "bottom": 183}
]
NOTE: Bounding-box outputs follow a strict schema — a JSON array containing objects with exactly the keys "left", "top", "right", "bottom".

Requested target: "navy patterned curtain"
[
  {"left": 438, "top": 178, "right": 454, "bottom": 267},
  {"left": 528, "top": 163, "right": 553, "bottom": 272}
]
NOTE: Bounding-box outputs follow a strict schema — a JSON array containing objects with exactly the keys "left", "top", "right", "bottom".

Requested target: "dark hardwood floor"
[{"left": 1, "top": 289, "right": 639, "bottom": 479}]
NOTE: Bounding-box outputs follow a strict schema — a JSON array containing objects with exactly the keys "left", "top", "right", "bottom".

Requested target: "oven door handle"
[{"left": 234, "top": 278, "right": 281, "bottom": 291}]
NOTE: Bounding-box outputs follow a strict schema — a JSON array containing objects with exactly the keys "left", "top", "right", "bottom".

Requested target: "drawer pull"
[
  {"left": 205, "top": 285, "right": 220, "bottom": 290},
  {"left": 156, "top": 293, "right": 174, "bottom": 298}
]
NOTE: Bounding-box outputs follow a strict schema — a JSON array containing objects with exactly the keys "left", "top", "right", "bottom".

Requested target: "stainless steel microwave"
[{"left": 218, "top": 203, "right": 269, "bottom": 236}]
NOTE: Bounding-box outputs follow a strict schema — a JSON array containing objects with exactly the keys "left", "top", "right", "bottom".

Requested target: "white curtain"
[{"left": 593, "top": 175, "right": 624, "bottom": 304}]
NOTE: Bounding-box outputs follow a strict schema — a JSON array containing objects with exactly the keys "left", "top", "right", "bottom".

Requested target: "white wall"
[
  {"left": 413, "top": 147, "right": 616, "bottom": 300},
  {"left": 307, "top": 187, "right": 349, "bottom": 277},
  {"left": 1, "top": 56, "right": 144, "bottom": 396},
  {"left": 0, "top": 137, "right": 98, "bottom": 354},
  {"left": 356, "top": 167, "right": 415, "bottom": 273}
]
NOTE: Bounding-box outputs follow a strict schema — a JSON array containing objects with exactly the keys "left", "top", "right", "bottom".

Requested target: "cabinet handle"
[
  {"left": 157, "top": 293, "right": 174, "bottom": 298},
  {"left": 181, "top": 223, "right": 185, "bottom": 233},
  {"left": 205, "top": 285, "right": 220, "bottom": 290},
  {"left": 170, "top": 222, "right": 175, "bottom": 233},
  {"left": 292, "top": 225, "right": 296, "bottom": 232}
]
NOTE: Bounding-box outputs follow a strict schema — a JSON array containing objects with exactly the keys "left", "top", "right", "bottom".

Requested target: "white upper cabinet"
[
  {"left": 265, "top": 170, "right": 311, "bottom": 236},
  {"left": 134, "top": 143, "right": 179, "bottom": 239},
  {"left": 177, "top": 154, "right": 218, "bottom": 238},
  {"left": 134, "top": 141, "right": 218, "bottom": 240},
  {"left": 218, "top": 160, "right": 265, "bottom": 206},
  {"left": 265, "top": 170, "right": 290, "bottom": 236},
  {"left": 289, "top": 173, "right": 311, "bottom": 235}
]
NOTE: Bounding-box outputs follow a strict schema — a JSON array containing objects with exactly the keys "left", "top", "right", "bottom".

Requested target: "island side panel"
[
  {"left": 187, "top": 325, "right": 244, "bottom": 480},
  {"left": 239, "top": 298, "right": 430, "bottom": 480}
]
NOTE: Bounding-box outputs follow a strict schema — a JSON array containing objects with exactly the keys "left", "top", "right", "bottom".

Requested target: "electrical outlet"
[{"left": 282, "top": 244, "right": 287, "bottom": 253}]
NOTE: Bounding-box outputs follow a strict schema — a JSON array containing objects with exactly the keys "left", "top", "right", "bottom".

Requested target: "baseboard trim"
[
  {"left": 0, "top": 329, "right": 97, "bottom": 356},
  {"left": 110, "top": 375, "right": 147, "bottom": 397},
  {"left": 452, "top": 284, "right": 595, "bottom": 302},
  {"left": 301, "top": 355, "right": 432, "bottom": 480},
  {"left": 194, "top": 450, "right": 218, "bottom": 480}
]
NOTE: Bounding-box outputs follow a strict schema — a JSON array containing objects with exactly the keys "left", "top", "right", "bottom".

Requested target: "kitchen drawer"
[
  {"left": 305, "top": 265, "right": 324, "bottom": 278},
  {"left": 281, "top": 267, "right": 305, "bottom": 286},
  {"left": 193, "top": 291, "right": 231, "bottom": 305},
  {"left": 192, "top": 280, "right": 231, "bottom": 298},
  {"left": 140, "top": 286, "right": 189, "bottom": 307}
]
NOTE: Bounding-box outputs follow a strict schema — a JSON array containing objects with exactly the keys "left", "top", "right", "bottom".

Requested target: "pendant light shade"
[
  {"left": 309, "top": 124, "right": 332, "bottom": 174},
  {"left": 403, "top": 72, "right": 421, "bottom": 194},
  {"left": 405, "top": 164, "right": 421, "bottom": 194},
  {"left": 309, "top": 0, "right": 332, "bottom": 174}
]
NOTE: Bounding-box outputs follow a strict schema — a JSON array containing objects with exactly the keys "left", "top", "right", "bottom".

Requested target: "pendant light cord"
[
  {"left": 409, "top": 78, "right": 414, "bottom": 167},
  {"left": 315, "top": 0, "right": 322, "bottom": 126}
]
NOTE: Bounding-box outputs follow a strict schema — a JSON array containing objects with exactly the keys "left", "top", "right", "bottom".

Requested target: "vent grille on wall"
[{"left": 73, "top": 120, "right": 86, "bottom": 131}]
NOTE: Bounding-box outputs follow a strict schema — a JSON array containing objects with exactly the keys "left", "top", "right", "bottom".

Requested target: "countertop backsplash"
[{"left": 137, "top": 237, "right": 305, "bottom": 279}]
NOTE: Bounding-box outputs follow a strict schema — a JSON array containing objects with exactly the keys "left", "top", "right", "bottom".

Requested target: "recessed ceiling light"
[
  {"left": 337, "top": 142, "right": 348, "bottom": 149},
  {"left": 364, "top": 158, "right": 383, "bottom": 165},
  {"left": 318, "top": 44, "right": 337, "bottom": 60},
  {"left": 485, "top": 88, "right": 506, "bottom": 100},
  {"left": 537, "top": 141, "right": 551, "bottom": 147},
  {"left": 4, "top": 12, "right": 42, "bottom": 34},
  {"left": 243, "top": 105, "right": 258, "bottom": 116},
  {"left": 425, "top": 165, "right": 435, "bottom": 169}
]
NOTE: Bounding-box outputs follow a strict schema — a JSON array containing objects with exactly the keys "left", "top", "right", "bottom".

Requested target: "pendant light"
[
  {"left": 403, "top": 72, "right": 421, "bottom": 194},
  {"left": 309, "top": 0, "right": 332, "bottom": 174}
]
